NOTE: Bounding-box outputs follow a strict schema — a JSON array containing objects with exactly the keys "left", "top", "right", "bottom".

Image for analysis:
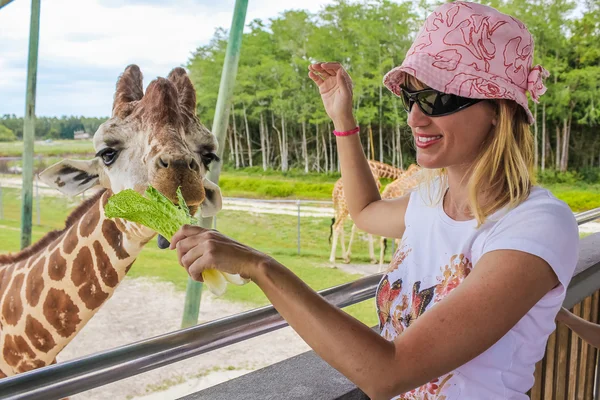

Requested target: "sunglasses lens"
[
  {"left": 400, "top": 90, "right": 412, "bottom": 112},
  {"left": 428, "top": 93, "right": 463, "bottom": 116},
  {"left": 400, "top": 86, "right": 480, "bottom": 117},
  {"left": 415, "top": 92, "right": 438, "bottom": 115}
]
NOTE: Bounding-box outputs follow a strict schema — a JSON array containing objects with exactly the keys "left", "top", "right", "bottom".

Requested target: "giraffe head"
[{"left": 39, "top": 65, "right": 222, "bottom": 239}]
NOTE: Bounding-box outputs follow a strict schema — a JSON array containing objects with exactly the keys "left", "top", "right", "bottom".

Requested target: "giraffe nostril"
[
  {"left": 189, "top": 158, "right": 200, "bottom": 172},
  {"left": 158, "top": 157, "right": 169, "bottom": 169}
]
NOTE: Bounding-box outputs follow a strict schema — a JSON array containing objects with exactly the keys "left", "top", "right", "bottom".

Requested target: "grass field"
[
  {"left": 0, "top": 140, "right": 95, "bottom": 157},
  {"left": 0, "top": 188, "right": 380, "bottom": 326}
]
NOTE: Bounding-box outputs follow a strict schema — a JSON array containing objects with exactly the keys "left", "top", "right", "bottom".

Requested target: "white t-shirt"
[{"left": 376, "top": 180, "right": 580, "bottom": 399}]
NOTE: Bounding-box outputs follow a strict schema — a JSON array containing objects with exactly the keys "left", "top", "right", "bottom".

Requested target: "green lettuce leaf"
[{"left": 104, "top": 186, "right": 197, "bottom": 239}]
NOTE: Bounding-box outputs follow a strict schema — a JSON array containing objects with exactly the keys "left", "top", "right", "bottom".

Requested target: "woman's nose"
[{"left": 407, "top": 103, "right": 430, "bottom": 129}]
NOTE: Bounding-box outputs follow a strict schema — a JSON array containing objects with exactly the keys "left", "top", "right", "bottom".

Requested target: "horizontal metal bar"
[
  {"left": 0, "top": 274, "right": 382, "bottom": 400},
  {"left": 574, "top": 207, "right": 600, "bottom": 225},
  {"left": 1, "top": 207, "right": 599, "bottom": 400}
]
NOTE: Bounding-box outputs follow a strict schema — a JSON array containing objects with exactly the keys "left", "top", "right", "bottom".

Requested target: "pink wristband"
[{"left": 333, "top": 126, "right": 360, "bottom": 137}]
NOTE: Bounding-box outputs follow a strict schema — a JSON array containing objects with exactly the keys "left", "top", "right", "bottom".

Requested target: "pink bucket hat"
[{"left": 383, "top": 1, "right": 548, "bottom": 124}]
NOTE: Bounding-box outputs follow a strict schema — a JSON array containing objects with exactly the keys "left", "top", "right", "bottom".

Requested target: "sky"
[
  {"left": 0, "top": 0, "right": 333, "bottom": 117},
  {"left": 0, "top": 0, "right": 585, "bottom": 118}
]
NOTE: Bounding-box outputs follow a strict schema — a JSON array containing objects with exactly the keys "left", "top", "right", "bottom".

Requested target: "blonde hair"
[{"left": 404, "top": 75, "right": 535, "bottom": 227}]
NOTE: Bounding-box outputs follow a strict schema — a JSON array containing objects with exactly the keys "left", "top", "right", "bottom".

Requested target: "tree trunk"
[
  {"left": 322, "top": 129, "right": 329, "bottom": 174},
  {"left": 280, "top": 113, "right": 288, "bottom": 172},
  {"left": 301, "top": 120, "right": 308, "bottom": 173},
  {"left": 259, "top": 112, "right": 267, "bottom": 171},
  {"left": 265, "top": 113, "right": 271, "bottom": 169},
  {"left": 231, "top": 104, "right": 241, "bottom": 168},
  {"left": 534, "top": 102, "right": 538, "bottom": 169},
  {"left": 391, "top": 124, "right": 396, "bottom": 168},
  {"left": 563, "top": 107, "right": 573, "bottom": 171},
  {"left": 541, "top": 103, "right": 546, "bottom": 172},
  {"left": 315, "top": 123, "right": 320, "bottom": 172},
  {"left": 397, "top": 123, "right": 403, "bottom": 169},
  {"left": 560, "top": 118, "right": 568, "bottom": 172},
  {"left": 243, "top": 103, "right": 253, "bottom": 167},
  {"left": 392, "top": 100, "right": 403, "bottom": 169},
  {"left": 227, "top": 125, "right": 235, "bottom": 164},
  {"left": 272, "top": 112, "right": 283, "bottom": 170},
  {"left": 555, "top": 125, "right": 561, "bottom": 170}
]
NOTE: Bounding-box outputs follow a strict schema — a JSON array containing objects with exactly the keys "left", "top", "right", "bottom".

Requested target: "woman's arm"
[
  {"left": 556, "top": 307, "right": 600, "bottom": 349},
  {"left": 171, "top": 226, "right": 559, "bottom": 400},
  {"left": 309, "top": 62, "right": 408, "bottom": 239}
]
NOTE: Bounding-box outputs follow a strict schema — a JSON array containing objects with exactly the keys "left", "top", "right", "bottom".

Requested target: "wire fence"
[{"left": 0, "top": 176, "right": 339, "bottom": 257}]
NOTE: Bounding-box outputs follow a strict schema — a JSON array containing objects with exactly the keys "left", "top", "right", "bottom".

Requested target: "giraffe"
[
  {"left": 378, "top": 164, "right": 422, "bottom": 270},
  {"left": 329, "top": 160, "right": 403, "bottom": 264},
  {"left": 0, "top": 65, "right": 223, "bottom": 379}
]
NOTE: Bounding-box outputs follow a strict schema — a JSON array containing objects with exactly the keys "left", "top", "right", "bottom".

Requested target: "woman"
[{"left": 170, "top": 2, "right": 580, "bottom": 399}]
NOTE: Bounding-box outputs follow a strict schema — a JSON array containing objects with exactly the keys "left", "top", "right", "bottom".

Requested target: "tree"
[{"left": 0, "top": 124, "right": 17, "bottom": 142}]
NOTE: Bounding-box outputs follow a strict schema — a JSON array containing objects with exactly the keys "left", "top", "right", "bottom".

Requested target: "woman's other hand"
[{"left": 308, "top": 62, "right": 356, "bottom": 132}]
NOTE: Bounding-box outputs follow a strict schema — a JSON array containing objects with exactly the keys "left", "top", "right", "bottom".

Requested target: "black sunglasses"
[{"left": 399, "top": 86, "right": 482, "bottom": 117}]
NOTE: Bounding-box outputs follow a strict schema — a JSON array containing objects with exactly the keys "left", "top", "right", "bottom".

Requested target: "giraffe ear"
[
  {"left": 39, "top": 159, "right": 102, "bottom": 197},
  {"left": 113, "top": 64, "right": 144, "bottom": 118},
  {"left": 200, "top": 177, "right": 222, "bottom": 217}
]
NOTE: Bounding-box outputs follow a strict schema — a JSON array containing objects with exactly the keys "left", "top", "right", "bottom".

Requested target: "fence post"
[{"left": 297, "top": 199, "right": 301, "bottom": 255}]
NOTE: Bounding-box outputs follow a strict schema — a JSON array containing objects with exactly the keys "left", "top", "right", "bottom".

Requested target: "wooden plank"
[
  {"left": 530, "top": 360, "right": 543, "bottom": 400},
  {"left": 544, "top": 330, "right": 557, "bottom": 399},
  {"left": 567, "top": 303, "right": 581, "bottom": 400},
  {"left": 577, "top": 295, "right": 592, "bottom": 400},
  {"left": 556, "top": 309, "right": 571, "bottom": 399},
  {"left": 585, "top": 290, "right": 600, "bottom": 400}
]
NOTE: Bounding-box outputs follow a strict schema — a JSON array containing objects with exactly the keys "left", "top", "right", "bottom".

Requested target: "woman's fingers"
[
  {"left": 180, "top": 242, "right": 206, "bottom": 269},
  {"left": 169, "top": 224, "right": 206, "bottom": 249},
  {"left": 319, "top": 62, "right": 341, "bottom": 69},
  {"left": 174, "top": 235, "right": 202, "bottom": 257},
  {"left": 186, "top": 257, "right": 208, "bottom": 282},
  {"left": 309, "top": 62, "right": 337, "bottom": 77},
  {"left": 308, "top": 71, "right": 324, "bottom": 84}
]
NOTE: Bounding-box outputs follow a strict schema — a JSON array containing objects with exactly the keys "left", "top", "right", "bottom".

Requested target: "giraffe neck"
[
  {"left": 0, "top": 190, "right": 153, "bottom": 376},
  {"left": 367, "top": 160, "right": 403, "bottom": 180}
]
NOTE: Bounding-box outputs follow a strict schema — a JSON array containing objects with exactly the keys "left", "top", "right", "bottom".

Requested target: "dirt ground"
[{"left": 61, "top": 277, "right": 313, "bottom": 400}]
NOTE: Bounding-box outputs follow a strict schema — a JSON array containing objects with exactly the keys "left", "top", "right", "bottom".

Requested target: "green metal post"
[
  {"left": 181, "top": 0, "right": 249, "bottom": 329},
  {"left": 20, "top": 0, "right": 41, "bottom": 250}
]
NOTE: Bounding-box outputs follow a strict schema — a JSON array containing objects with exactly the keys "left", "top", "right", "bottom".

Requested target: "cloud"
[{"left": 0, "top": 0, "right": 331, "bottom": 117}]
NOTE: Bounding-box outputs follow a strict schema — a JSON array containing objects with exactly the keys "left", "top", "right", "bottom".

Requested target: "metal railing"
[{"left": 1, "top": 207, "right": 600, "bottom": 400}]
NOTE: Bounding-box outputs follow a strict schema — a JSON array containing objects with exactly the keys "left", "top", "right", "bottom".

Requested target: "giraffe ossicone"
[{"left": 0, "top": 64, "right": 223, "bottom": 379}]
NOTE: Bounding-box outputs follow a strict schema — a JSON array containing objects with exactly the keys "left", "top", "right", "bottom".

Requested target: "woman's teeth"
[{"left": 418, "top": 135, "right": 442, "bottom": 143}]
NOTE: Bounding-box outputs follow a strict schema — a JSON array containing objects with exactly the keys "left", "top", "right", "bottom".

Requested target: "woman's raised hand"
[{"left": 308, "top": 62, "right": 356, "bottom": 132}]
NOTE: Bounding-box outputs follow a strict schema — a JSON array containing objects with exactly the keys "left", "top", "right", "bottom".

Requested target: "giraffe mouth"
[{"left": 157, "top": 234, "right": 170, "bottom": 249}]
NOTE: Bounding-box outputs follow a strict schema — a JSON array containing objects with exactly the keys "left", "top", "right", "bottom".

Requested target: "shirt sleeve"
[{"left": 481, "top": 195, "right": 580, "bottom": 295}]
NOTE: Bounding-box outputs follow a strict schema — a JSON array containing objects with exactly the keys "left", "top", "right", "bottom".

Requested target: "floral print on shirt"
[{"left": 376, "top": 246, "right": 473, "bottom": 399}]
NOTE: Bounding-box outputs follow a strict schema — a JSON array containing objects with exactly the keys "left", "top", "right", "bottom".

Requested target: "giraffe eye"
[
  {"left": 200, "top": 152, "right": 220, "bottom": 170},
  {"left": 96, "top": 148, "right": 119, "bottom": 166}
]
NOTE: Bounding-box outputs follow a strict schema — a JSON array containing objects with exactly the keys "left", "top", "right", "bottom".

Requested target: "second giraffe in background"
[{"left": 329, "top": 160, "right": 402, "bottom": 264}]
